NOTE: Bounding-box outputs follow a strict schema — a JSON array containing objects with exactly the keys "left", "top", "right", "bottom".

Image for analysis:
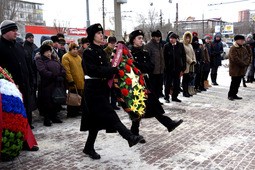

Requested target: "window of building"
[
  {"left": 20, "top": 13, "right": 24, "bottom": 18},
  {"left": 27, "top": 4, "right": 32, "bottom": 9},
  {"left": 19, "top": 3, "right": 23, "bottom": 8}
]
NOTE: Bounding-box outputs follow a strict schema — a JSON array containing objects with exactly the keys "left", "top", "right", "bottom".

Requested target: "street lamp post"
[{"left": 86, "top": 0, "right": 90, "bottom": 27}]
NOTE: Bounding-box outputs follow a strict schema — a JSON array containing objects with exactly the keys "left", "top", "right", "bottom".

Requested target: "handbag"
[
  {"left": 52, "top": 86, "right": 66, "bottom": 105},
  {"left": 66, "top": 85, "right": 82, "bottom": 106}
]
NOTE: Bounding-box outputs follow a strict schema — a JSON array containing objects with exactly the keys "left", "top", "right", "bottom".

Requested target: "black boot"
[
  {"left": 155, "top": 114, "right": 183, "bottom": 132},
  {"left": 131, "top": 121, "right": 146, "bottom": 143},
  {"left": 183, "top": 83, "right": 190, "bottom": 97},
  {"left": 44, "top": 113, "right": 52, "bottom": 126},
  {"left": 243, "top": 77, "right": 247, "bottom": 87},
  {"left": 167, "top": 119, "right": 183, "bottom": 132},
  {"left": 83, "top": 148, "right": 101, "bottom": 159},
  {"left": 84, "top": 130, "right": 101, "bottom": 159}
]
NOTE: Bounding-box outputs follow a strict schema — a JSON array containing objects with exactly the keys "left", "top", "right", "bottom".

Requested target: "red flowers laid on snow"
[
  {"left": 123, "top": 49, "right": 128, "bottom": 55},
  {"left": 125, "top": 78, "right": 132, "bottom": 85},
  {"left": 119, "top": 70, "right": 124, "bottom": 77},
  {"left": 127, "top": 59, "right": 133, "bottom": 66},
  {"left": 121, "top": 88, "right": 129, "bottom": 96},
  {"left": 125, "top": 65, "right": 131, "bottom": 72}
]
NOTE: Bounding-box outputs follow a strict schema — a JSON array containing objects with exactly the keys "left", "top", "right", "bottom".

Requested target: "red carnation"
[
  {"left": 125, "top": 65, "right": 131, "bottom": 72},
  {"left": 127, "top": 59, "right": 133, "bottom": 66},
  {"left": 119, "top": 70, "right": 124, "bottom": 77},
  {"left": 123, "top": 49, "right": 128, "bottom": 55},
  {"left": 133, "top": 67, "right": 139, "bottom": 74},
  {"left": 125, "top": 78, "right": 132, "bottom": 85},
  {"left": 121, "top": 57, "right": 123, "bottom": 62},
  {"left": 140, "top": 75, "right": 143, "bottom": 79},
  {"left": 121, "top": 88, "right": 129, "bottom": 96},
  {"left": 140, "top": 79, "right": 144, "bottom": 86}
]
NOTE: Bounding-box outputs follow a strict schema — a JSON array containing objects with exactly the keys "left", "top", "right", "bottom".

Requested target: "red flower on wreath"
[
  {"left": 121, "top": 57, "right": 123, "bottom": 62},
  {"left": 119, "top": 70, "right": 124, "bottom": 77},
  {"left": 125, "top": 65, "right": 131, "bottom": 72},
  {"left": 127, "top": 59, "right": 133, "bottom": 66},
  {"left": 123, "top": 49, "right": 128, "bottom": 55},
  {"left": 133, "top": 67, "right": 139, "bottom": 74},
  {"left": 125, "top": 78, "right": 132, "bottom": 85},
  {"left": 121, "top": 88, "right": 129, "bottom": 96},
  {"left": 140, "top": 79, "right": 144, "bottom": 86},
  {"left": 140, "top": 75, "right": 144, "bottom": 79}
]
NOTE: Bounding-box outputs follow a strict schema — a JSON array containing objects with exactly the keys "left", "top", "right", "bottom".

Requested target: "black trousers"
[
  {"left": 131, "top": 113, "right": 173, "bottom": 135},
  {"left": 149, "top": 74, "right": 163, "bottom": 99},
  {"left": 228, "top": 76, "right": 242, "bottom": 97},
  {"left": 165, "top": 73, "right": 180, "bottom": 99},
  {"left": 203, "top": 71, "right": 210, "bottom": 81}
]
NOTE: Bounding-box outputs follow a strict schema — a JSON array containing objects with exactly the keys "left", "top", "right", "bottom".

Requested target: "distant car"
[{"left": 221, "top": 42, "right": 233, "bottom": 60}]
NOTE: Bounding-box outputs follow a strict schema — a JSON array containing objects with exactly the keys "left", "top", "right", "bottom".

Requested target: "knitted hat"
[
  {"left": 25, "top": 32, "right": 34, "bottom": 39},
  {"left": 107, "top": 36, "right": 117, "bottom": 43},
  {"left": 59, "top": 38, "right": 66, "bottom": 45},
  {"left": 0, "top": 20, "right": 18, "bottom": 35},
  {"left": 129, "top": 30, "right": 144, "bottom": 44},
  {"left": 151, "top": 30, "right": 161, "bottom": 37},
  {"left": 169, "top": 33, "right": 178, "bottom": 39},
  {"left": 192, "top": 36, "right": 199, "bottom": 43},
  {"left": 40, "top": 36, "right": 51, "bottom": 45},
  {"left": 51, "top": 35, "right": 59, "bottom": 43},
  {"left": 247, "top": 34, "right": 253, "bottom": 40},
  {"left": 86, "top": 23, "right": 104, "bottom": 43},
  {"left": 234, "top": 35, "right": 245, "bottom": 41},
  {"left": 68, "top": 42, "right": 78, "bottom": 51},
  {"left": 16, "top": 37, "right": 24, "bottom": 44},
  {"left": 40, "top": 44, "right": 52, "bottom": 54},
  {"left": 192, "top": 31, "right": 198, "bottom": 37}
]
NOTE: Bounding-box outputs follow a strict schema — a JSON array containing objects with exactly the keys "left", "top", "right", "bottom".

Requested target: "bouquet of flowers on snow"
[
  {"left": 0, "top": 67, "right": 28, "bottom": 161},
  {"left": 108, "top": 43, "right": 148, "bottom": 121}
]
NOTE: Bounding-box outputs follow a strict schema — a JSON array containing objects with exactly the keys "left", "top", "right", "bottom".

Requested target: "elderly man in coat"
[{"left": 228, "top": 35, "right": 250, "bottom": 101}]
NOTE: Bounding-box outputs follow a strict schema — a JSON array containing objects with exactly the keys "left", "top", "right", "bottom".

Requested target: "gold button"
[
  {"left": 144, "top": 56, "right": 146, "bottom": 58},
  {"left": 99, "top": 56, "right": 101, "bottom": 58},
  {"left": 101, "top": 62, "right": 103, "bottom": 64}
]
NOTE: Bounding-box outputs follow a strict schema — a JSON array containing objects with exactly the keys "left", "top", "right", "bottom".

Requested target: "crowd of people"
[{"left": 0, "top": 19, "right": 255, "bottom": 160}]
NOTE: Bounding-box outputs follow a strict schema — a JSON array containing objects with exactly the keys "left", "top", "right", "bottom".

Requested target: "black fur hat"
[
  {"left": 151, "top": 30, "right": 161, "bottom": 37},
  {"left": 129, "top": 30, "right": 144, "bottom": 44},
  {"left": 51, "top": 35, "right": 59, "bottom": 43},
  {"left": 86, "top": 23, "right": 104, "bottom": 43},
  {"left": 234, "top": 35, "right": 245, "bottom": 41},
  {"left": 40, "top": 44, "right": 52, "bottom": 55}
]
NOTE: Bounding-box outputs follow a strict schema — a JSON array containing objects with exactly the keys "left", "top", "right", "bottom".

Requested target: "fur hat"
[
  {"left": 129, "top": 30, "right": 144, "bottom": 44},
  {"left": 40, "top": 44, "right": 52, "bottom": 55},
  {"left": 234, "top": 35, "right": 245, "bottom": 41},
  {"left": 42, "top": 40, "right": 53, "bottom": 46},
  {"left": 59, "top": 38, "right": 66, "bottom": 45},
  {"left": 169, "top": 33, "right": 178, "bottom": 39},
  {"left": 81, "top": 37, "right": 89, "bottom": 44},
  {"left": 0, "top": 20, "right": 18, "bottom": 35},
  {"left": 151, "top": 30, "right": 161, "bottom": 37},
  {"left": 68, "top": 42, "right": 78, "bottom": 51},
  {"left": 51, "top": 35, "right": 59, "bottom": 43},
  {"left": 86, "top": 23, "right": 104, "bottom": 43},
  {"left": 107, "top": 36, "right": 117, "bottom": 43},
  {"left": 25, "top": 32, "right": 34, "bottom": 39}
]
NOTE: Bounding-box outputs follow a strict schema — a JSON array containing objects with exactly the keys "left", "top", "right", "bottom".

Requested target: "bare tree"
[
  {"left": 0, "top": 0, "right": 19, "bottom": 22},
  {"left": 53, "top": 19, "right": 70, "bottom": 34}
]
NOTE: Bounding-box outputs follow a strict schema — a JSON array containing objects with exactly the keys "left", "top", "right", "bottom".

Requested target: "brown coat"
[
  {"left": 229, "top": 42, "right": 250, "bottom": 77},
  {"left": 182, "top": 31, "right": 196, "bottom": 73}
]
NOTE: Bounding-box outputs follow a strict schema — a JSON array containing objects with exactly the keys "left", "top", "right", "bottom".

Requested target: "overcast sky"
[{"left": 31, "top": 0, "right": 255, "bottom": 33}]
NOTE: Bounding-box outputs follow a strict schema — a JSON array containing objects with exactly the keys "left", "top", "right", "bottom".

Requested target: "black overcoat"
[
  {"left": 130, "top": 46, "right": 164, "bottom": 118},
  {"left": 80, "top": 43, "right": 121, "bottom": 132},
  {"left": 0, "top": 36, "right": 34, "bottom": 112}
]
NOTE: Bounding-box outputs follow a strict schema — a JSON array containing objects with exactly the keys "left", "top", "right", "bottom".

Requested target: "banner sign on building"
[{"left": 215, "top": 25, "right": 234, "bottom": 34}]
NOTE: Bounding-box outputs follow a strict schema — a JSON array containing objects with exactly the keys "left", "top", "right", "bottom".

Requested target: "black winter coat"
[
  {"left": 80, "top": 43, "right": 120, "bottom": 132},
  {"left": 163, "top": 41, "right": 186, "bottom": 74},
  {"left": 35, "top": 55, "right": 66, "bottom": 110},
  {"left": 0, "top": 36, "right": 34, "bottom": 112},
  {"left": 130, "top": 46, "right": 164, "bottom": 118}
]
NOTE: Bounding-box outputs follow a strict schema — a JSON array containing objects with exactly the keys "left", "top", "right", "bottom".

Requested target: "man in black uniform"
[
  {"left": 129, "top": 30, "right": 183, "bottom": 143},
  {"left": 80, "top": 24, "right": 143, "bottom": 160}
]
